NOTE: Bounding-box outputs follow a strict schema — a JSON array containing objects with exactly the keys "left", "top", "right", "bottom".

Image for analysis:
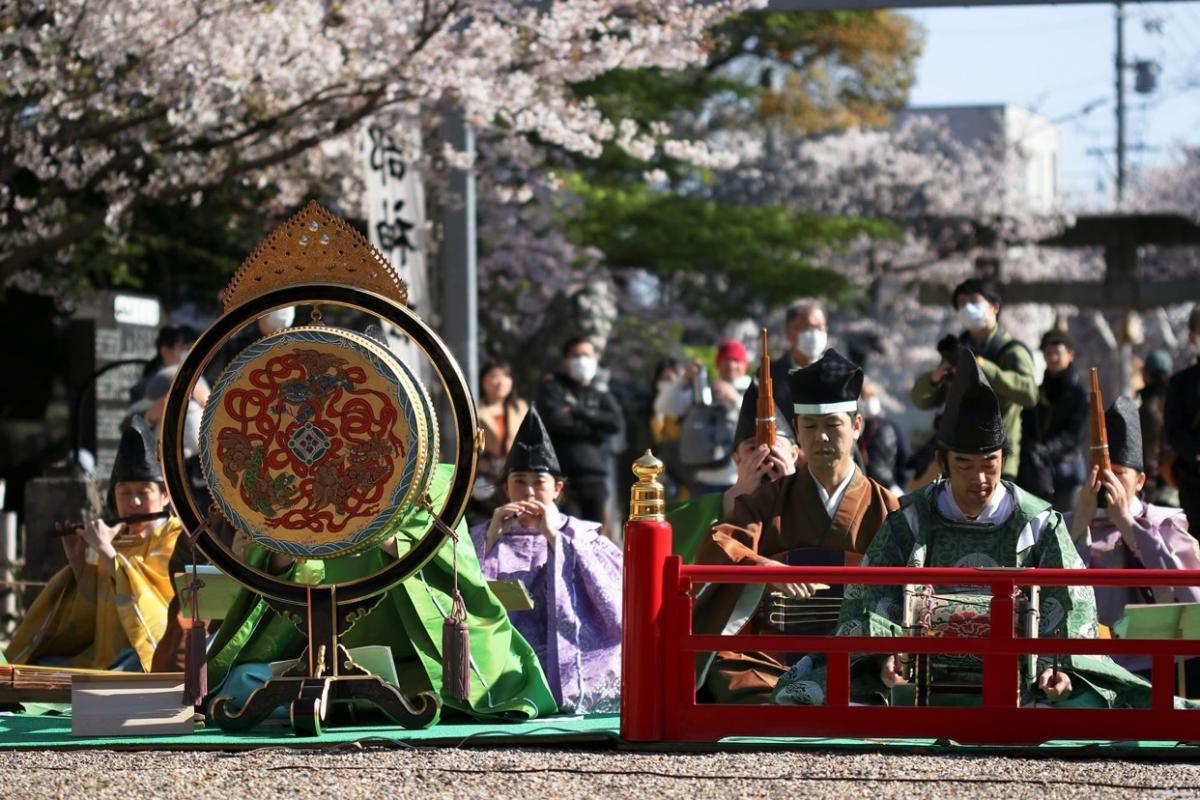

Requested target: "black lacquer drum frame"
[{"left": 161, "top": 284, "right": 477, "bottom": 735}]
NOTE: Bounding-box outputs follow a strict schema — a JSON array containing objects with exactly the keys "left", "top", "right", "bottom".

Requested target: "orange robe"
[{"left": 693, "top": 467, "right": 897, "bottom": 703}]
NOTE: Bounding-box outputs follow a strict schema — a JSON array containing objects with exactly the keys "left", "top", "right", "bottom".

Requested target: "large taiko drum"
[{"left": 200, "top": 325, "right": 438, "bottom": 558}]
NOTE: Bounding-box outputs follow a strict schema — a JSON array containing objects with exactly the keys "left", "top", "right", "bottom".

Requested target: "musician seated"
[
  {"left": 774, "top": 350, "right": 1157, "bottom": 708},
  {"left": 693, "top": 350, "right": 898, "bottom": 704},
  {"left": 469, "top": 407, "right": 623, "bottom": 714},
  {"left": 666, "top": 379, "right": 800, "bottom": 563},
  {"left": 6, "top": 417, "right": 183, "bottom": 672},
  {"left": 1069, "top": 397, "right": 1200, "bottom": 693}
]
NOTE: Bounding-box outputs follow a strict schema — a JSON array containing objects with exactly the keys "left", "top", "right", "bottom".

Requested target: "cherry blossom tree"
[{"left": 0, "top": 0, "right": 761, "bottom": 281}]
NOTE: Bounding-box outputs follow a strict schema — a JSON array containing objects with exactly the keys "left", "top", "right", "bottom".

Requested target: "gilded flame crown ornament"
[
  {"left": 629, "top": 450, "right": 666, "bottom": 522},
  {"left": 222, "top": 200, "right": 409, "bottom": 311}
]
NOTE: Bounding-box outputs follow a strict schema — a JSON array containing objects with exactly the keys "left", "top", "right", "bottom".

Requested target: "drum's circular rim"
[
  {"left": 197, "top": 325, "right": 436, "bottom": 560},
  {"left": 161, "top": 284, "right": 477, "bottom": 605}
]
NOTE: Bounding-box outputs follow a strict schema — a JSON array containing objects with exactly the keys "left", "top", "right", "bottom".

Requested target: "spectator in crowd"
[
  {"left": 1166, "top": 305, "right": 1200, "bottom": 531},
  {"left": 648, "top": 358, "right": 688, "bottom": 498},
  {"left": 911, "top": 278, "right": 1037, "bottom": 478},
  {"left": 1139, "top": 349, "right": 1173, "bottom": 504},
  {"left": 1017, "top": 329, "right": 1088, "bottom": 510},
  {"left": 536, "top": 337, "right": 623, "bottom": 525},
  {"left": 857, "top": 378, "right": 908, "bottom": 495},
  {"left": 130, "top": 325, "right": 205, "bottom": 405},
  {"left": 769, "top": 300, "right": 827, "bottom": 390},
  {"left": 470, "top": 361, "right": 529, "bottom": 523},
  {"left": 204, "top": 306, "right": 296, "bottom": 385},
  {"left": 679, "top": 339, "right": 752, "bottom": 495}
]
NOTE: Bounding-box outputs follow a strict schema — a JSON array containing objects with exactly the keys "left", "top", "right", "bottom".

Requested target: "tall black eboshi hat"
[
  {"left": 1105, "top": 395, "right": 1144, "bottom": 473},
  {"left": 110, "top": 415, "right": 164, "bottom": 485},
  {"left": 936, "top": 349, "right": 1007, "bottom": 453},
  {"left": 504, "top": 406, "right": 563, "bottom": 476},
  {"left": 733, "top": 380, "right": 797, "bottom": 446}
]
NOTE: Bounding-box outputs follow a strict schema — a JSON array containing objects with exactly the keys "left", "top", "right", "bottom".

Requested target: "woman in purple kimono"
[
  {"left": 1070, "top": 396, "right": 1200, "bottom": 693},
  {"left": 469, "top": 407, "right": 623, "bottom": 713}
]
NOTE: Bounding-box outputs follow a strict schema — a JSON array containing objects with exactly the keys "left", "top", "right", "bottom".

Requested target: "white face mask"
[
  {"left": 566, "top": 355, "right": 598, "bottom": 384},
  {"left": 863, "top": 396, "right": 883, "bottom": 418},
  {"left": 958, "top": 301, "right": 991, "bottom": 332},
  {"left": 264, "top": 307, "right": 296, "bottom": 330},
  {"left": 793, "top": 329, "right": 827, "bottom": 360}
]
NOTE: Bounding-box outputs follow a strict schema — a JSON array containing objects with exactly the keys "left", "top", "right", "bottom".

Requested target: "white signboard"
[
  {"left": 360, "top": 121, "right": 433, "bottom": 381},
  {"left": 361, "top": 122, "right": 428, "bottom": 310}
]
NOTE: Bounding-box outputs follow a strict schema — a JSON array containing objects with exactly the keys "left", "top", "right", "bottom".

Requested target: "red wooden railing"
[{"left": 620, "top": 517, "right": 1200, "bottom": 745}]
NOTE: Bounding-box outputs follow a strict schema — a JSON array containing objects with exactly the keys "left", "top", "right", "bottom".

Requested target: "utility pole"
[
  {"left": 1114, "top": 0, "right": 1126, "bottom": 207},
  {"left": 438, "top": 111, "right": 479, "bottom": 401}
]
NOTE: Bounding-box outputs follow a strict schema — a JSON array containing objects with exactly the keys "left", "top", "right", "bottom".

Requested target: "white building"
[{"left": 897, "top": 104, "right": 1062, "bottom": 216}]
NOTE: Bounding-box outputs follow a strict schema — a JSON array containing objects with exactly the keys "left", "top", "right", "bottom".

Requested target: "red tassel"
[
  {"left": 184, "top": 621, "right": 208, "bottom": 706},
  {"left": 441, "top": 615, "right": 470, "bottom": 702}
]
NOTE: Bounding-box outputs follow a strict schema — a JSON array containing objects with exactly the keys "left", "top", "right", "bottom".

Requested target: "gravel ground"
[{"left": 1, "top": 747, "right": 1199, "bottom": 800}]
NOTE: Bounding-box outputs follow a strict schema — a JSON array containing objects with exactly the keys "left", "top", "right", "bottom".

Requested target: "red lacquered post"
[{"left": 620, "top": 450, "right": 672, "bottom": 742}]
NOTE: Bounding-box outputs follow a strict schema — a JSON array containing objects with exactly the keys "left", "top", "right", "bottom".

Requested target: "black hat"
[
  {"left": 1105, "top": 396, "right": 1144, "bottom": 473},
  {"left": 111, "top": 415, "right": 164, "bottom": 485},
  {"left": 787, "top": 349, "right": 863, "bottom": 417},
  {"left": 733, "top": 381, "right": 797, "bottom": 446},
  {"left": 504, "top": 406, "right": 562, "bottom": 476},
  {"left": 936, "top": 349, "right": 1007, "bottom": 453}
]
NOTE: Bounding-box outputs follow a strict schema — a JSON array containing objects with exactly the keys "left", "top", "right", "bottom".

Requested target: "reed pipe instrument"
[
  {"left": 756, "top": 328, "right": 776, "bottom": 449},
  {"left": 1088, "top": 367, "right": 1111, "bottom": 507},
  {"left": 51, "top": 509, "right": 172, "bottom": 538}
]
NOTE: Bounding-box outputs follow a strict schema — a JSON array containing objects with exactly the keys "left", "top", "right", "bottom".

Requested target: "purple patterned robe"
[
  {"left": 1073, "top": 501, "right": 1200, "bottom": 671},
  {"left": 469, "top": 514, "right": 623, "bottom": 713}
]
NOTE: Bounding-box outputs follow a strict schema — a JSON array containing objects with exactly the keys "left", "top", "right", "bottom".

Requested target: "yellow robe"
[{"left": 6, "top": 518, "right": 183, "bottom": 671}]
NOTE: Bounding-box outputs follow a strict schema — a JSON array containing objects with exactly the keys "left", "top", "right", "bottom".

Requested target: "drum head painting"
[{"left": 201, "top": 326, "right": 438, "bottom": 558}]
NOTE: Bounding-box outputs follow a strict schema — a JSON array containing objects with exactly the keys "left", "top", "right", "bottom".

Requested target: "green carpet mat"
[
  {"left": 3, "top": 712, "right": 1199, "bottom": 757},
  {"left": 0, "top": 712, "right": 621, "bottom": 750}
]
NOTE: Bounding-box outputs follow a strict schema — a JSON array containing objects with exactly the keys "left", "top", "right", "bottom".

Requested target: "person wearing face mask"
[
  {"left": 768, "top": 300, "right": 828, "bottom": 392},
  {"left": 204, "top": 306, "right": 298, "bottom": 386},
  {"left": 856, "top": 379, "right": 908, "bottom": 495},
  {"left": 692, "top": 350, "right": 899, "bottom": 704},
  {"left": 678, "top": 339, "right": 754, "bottom": 496},
  {"left": 469, "top": 408, "right": 623, "bottom": 713},
  {"left": 775, "top": 350, "right": 1159, "bottom": 709},
  {"left": 911, "top": 279, "right": 1036, "bottom": 478},
  {"left": 1016, "top": 329, "right": 1088, "bottom": 510},
  {"left": 1068, "top": 396, "right": 1200, "bottom": 694},
  {"left": 535, "top": 337, "right": 624, "bottom": 526},
  {"left": 1165, "top": 304, "right": 1200, "bottom": 532}
]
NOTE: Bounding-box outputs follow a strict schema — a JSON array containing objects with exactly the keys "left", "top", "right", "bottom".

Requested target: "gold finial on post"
[{"left": 629, "top": 450, "right": 666, "bottom": 522}]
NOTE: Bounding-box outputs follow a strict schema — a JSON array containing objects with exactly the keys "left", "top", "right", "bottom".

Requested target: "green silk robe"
[{"left": 206, "top": 464, "right": 557, "bottom": 722}]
